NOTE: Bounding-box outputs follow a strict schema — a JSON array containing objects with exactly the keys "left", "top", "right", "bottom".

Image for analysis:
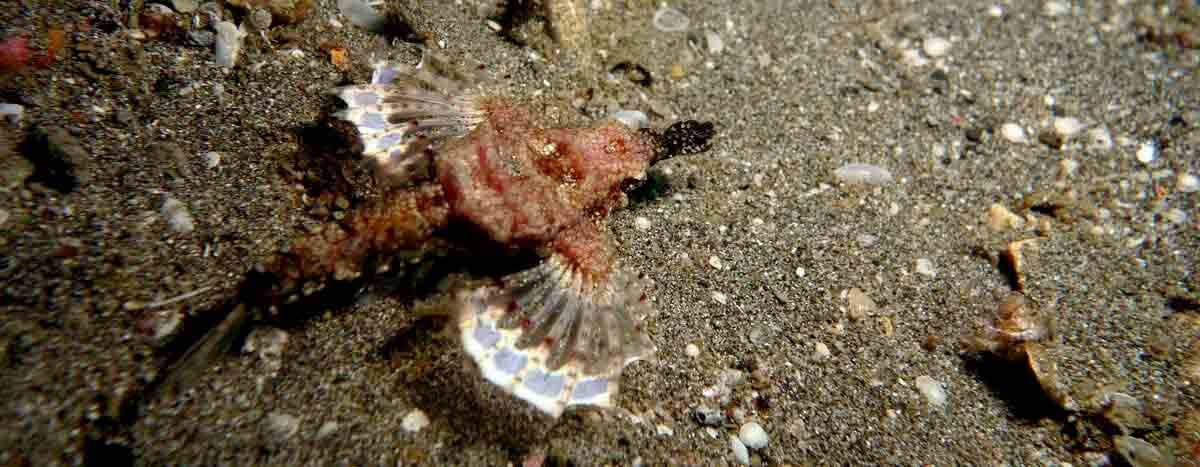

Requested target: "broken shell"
[
  {"left": 1024, "top": 342, "right": 1076, "bottom": 411},
  {"left": 998, "top": 238, "right": 1037, "bottom": 292}
]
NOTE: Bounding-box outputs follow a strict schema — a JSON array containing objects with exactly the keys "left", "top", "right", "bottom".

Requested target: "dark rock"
[{"left": 19, "top": 126, "right": 89, "bottom": 192}]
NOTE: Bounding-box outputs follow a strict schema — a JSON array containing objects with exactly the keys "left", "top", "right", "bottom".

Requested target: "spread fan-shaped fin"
[
  {"left": 332, "top": 57, "right": 484, "bottom": 185},
  {"left": 455, "top": 255, "right": 656, "bottom": 417}
]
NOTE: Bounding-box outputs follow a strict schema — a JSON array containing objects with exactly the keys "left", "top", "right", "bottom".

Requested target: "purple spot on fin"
[
  {"left": 359, "top": 113, "right": 386, "bottom": 131},
  {"left": 524, "top": 369, "right": 565, "bottom": 398},
  {"left": 472, "top": 324, "right": 500, "bottom": 349},
  {"left": 572, "top": 378, "right": 609, "bottom": 401},
  {"left": 493, "top": 347, "right": 527, "bottom": 375}
]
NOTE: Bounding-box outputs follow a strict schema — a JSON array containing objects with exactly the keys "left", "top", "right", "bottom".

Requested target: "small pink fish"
[{"left": 261, "top": 57, "right": 713, "bottom": 417}]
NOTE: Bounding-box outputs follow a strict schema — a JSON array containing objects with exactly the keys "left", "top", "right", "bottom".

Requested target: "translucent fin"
[
  {"left": 332, "top": 58, "right": 484, "bottom": 185},
  {"left": 455, "top": 255, "right": 656, "bottom": 417}
]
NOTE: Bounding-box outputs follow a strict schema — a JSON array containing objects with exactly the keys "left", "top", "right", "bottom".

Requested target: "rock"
[
  {"left": 692, "top": 406, "right": 724, "bottom": 426},
  {"left": 1177, "top": 173, "right": 1199, "bottom": 193},
  {"left": 337, "top": 0, "right": 386, "bottom": 33},
  {"left": 315, "top": 421, "right": 340, "bottom": 439},
  {"left": 1052, "top": 117, "right": 1085, "bottom": 139},
  {"left": 685, "top": 343, "right": 700, "bottom": 358},
  {"left": 265, "top": 412, "right": 300, "bottom": 439},
  {"left": 813, "top": 341, "right": 831, "bottom": 360},
  {"left": 923, "top": 37, "right": 951, "bottom": 57},
  {"left": 999, "top": 122, "right": 1027, "bottom": 144},
  {"left": 225, "top": 0, "right": 313, "bottom": 24},
  {"left": 915, "top": 258, "right": 936, "bottom": 278},
  {"left": 1135, "top": 142, "right": 1157, "bottom": 164},
  {"left": 987, "top": 203, "right": 1024, "bottom": 231},
  {"left": 652, "top": 6, "right": 689, "bottom": 32},
  {"left": 738, "top": 422, "right": 769, "bottom": 449},
  {"left": 1113, "top": 436, "right": 1166, "bottom": 467},
  {"left": 402, "top": 408, "right": 429, "bottom": 433},
  {"left": 171, "top": 0, "right": 198, "bottom": 13},
  {"left": 846, "top": 288, "right": 876, "bottom": 321},
  {"left": 915, "top": 375, "right": 947, "bottom": 407},
  {"left": 213, "top": 21, "right": 246, "bottom": 69}
]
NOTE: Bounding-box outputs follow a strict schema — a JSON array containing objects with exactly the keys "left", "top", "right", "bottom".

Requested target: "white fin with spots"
[
  {"left": 332, "top": 57, "right": 484, "bottom": 185},
  {"left": 456, "top": 255, "right": 656, "bottom": 417}
]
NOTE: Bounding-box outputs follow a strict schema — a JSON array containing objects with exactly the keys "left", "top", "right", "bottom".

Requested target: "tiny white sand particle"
[
  {"left": 987, "top": 4, "right": 1004, "bottom": 17},
  {"left": 402, "top": 409, "right": 430, "bottom": 433},
  {"left": 923, "top": 37, "right": 951, "bottom": 57},
  {"left": 685, "top": 343, "right": 700, "bottom": 357},
  {"left": 634, "top": 216, "right": 652, "bottom": 231},
  {"left": 708, "top": 255, "right": 723, "bottom": 269},
  {"left": 915, "top": 258, "right": 937, "bottom": 278},
  {"left": 204, "top": 151, "right": 221, "bottom": 169},
  {"left": 1177, "top": 173, "right": 1199, "bottom": 193},
  {"left": 652, "top": 6, "right": 689, "bottom": 32},
  {"left": 1165, "top": 208, "right": 1187, "bottom": 225},
  {"left": 1000, "top": 123, "right": 1027, "bottom": 144},
  {"left": 1136, "top": 142, "right": 1157, "bottom": 164},
  {"left": 795, "top": 267, "right": 806, "bottom": 278},
  {"left": 900, "top": 48, "right": 928, "bottom": 67},
  {"left": 1052, "top": 117, "right": 1085, "bottom": 138},
  {"left": 655, "top": 424, "right": 674, "bottom": 437},
  {"left": 915, "top": 375, "right": 947, "bottom": 407}
]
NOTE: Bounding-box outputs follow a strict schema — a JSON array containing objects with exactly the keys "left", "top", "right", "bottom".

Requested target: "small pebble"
[
  {"left": 915, "top": 375, "right": 947, "bottom": 407},
  {"left": 1113, "top": 436, "right": 1165, "bottom": 467},
  {"left": 213, "top": 21, "right": 246, "bottom": 69},
  {"left": 923, "top": 37, "right": 951, "bottom": 57},
  {"left": 1043, "top": 1, "right": 1070, "bottom": 16},
  {"left": 1052, "top": 117, "right": 1084, "bottom": 138},
  {"left": 738, "top": 422, "right": 769, "bottom": 449},
  {"left": 834, "top": 163, "right": 894, "bottom": 185},
  {"left": 161, "top": 197, "right": 195, "bottom": 234},
  {"left": 1177, "top": 173, "right": 1199, "bottom": 193},
  {"left": 712, "top": 291, "right": 728, "bottom": 305},
  {"left": 1135, "top": 142, "right": 1157, "bottom": 164},
  {"left": 1165, "top": 208, "right": 1187, "bottom": 225},
  {"left": 265, "top": 412, "right": 300, "bottom": 439},
  {"left": 685, "top": 343, "right": 700, "bottom": 358},
  {"left": 652, "top": 6, "right": 689, "bottom": 32},
  {"left": 987, "top": 4, "right": 1004, "bottom": 17},
  {"left": 243, "top": 327, "right": 289, "bottom": 361},
  {"left": 402, "top": 409, "right": 430, "bottom": 433},
  {"left": 915, "top": 258, "right": 936, "bottom": 278},
  {"left": 730, "top": 435, "right": 750, "bottom": 465},
  {"left": 899, "top": 48, "right": 928, "bottom": 68},
  {"left": 813, "top": 341, "right": 831, "bottom": 360},
  {"left": 846, "top": 288, "right": 877, "bottom": 320},
  {"left": 1000, "top": 122, "right": 1027, "bottom": 144},
  {"left": 708, "top": 255, "right": 723, "bottom": 269},
  {"left": 316, "top": 421, "right": 340, "bottom": 439},
  {"left": 987, "top": 203, "right": 1024, "bottom": 231},
  {"left": 655, "top": 424, "right": 674, "bottom": 437},
  {"left": 634, "top": 216, "right": 651, "bottom": 231},
  {"left": 705, "top": 30, "right": 724, "bottom": 54},
  {"left": 0, "top": 209, "right": 9, "bottom": 227},
  {"left": 609, "top": 110, "right": 648, "bottom": 129}
]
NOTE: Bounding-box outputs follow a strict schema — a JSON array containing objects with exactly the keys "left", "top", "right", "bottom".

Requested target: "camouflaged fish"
[{"left": 250, "top": 56, "right": 713, "bottom": 417}]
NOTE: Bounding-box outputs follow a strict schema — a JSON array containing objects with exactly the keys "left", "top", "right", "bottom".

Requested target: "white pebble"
[
  {"left": 0, "top": 103, "right": 24, "bottom": 126},
  {"left": 656, "top": 424, "right": 674, "bottom": 437},
  {"left": 1000, "top": 122, "right": 1028, "bottom": 144},
  {"left": 265, "top": 412, "right": 300, "bottom": 439},
  {"left": 337, "top": 0, "right": 387, "bottom": 32},
  {"left": 899, "top": 48, "right": 928, "bottom": 67},
  {"left": 813, "top": 341, "right": 831, "bottom": 360},
  {"left": 834, "top": 163, "right": 894, "bottom": 185},
  {"left": 987, "top": 4, "right": 1004, "bottom": 17},
  {"left": 1177, "top": 173, "right": 1199, "bottom": 193},
  {"left": 1165, "top": 208, "right": 1187, "bottom": 225},
  {"left": 1087, "top": 127, "right": 1113, "bottom": 150},
  {"left": 161, "top": 197, "right": 195, "bottom": 234},
  {"left": 609, "top": 109, "right": 648, "bottom": 130},
  {"left": 1135, "top": 142, "right": 1157, "bottom": 164},
  {"left": 730, "top": 435, "right": 750, "bottom": 465},
  {"left": 652, "top": 7, "right": 689, "bottom": 32},
  {"left": 203, "top": 151, "right": 221, "bottom": 169},
  {"left": 738, "top": 422, "right": 769, "bottom": 449},
  {"left": 708, "top": 255, "right": 723, "bottom": 269},
  {"left": 705, "top": 30, "right": 724, "bottom": 54},
  {"left": 685, "top": 343, "right": 700, "bottom": 357},
  {"left": 402, "top": 409, "right": 430, "bottom": 433},
  {"left": 915, "top": 375, "right": 947, "bottom": 407},
  {"left": 923, "top": 37, "right": 951, "bottom": 57},
  {"left": 316, "top": 421, "right": 340, "bottom": 439},
  {"left": 1043, "top": 1, "right": 1070, "bottom": 17},
  {"left": 915, "top": 258, "right": 936, "bottom": 278},
  {"left": 634, "top": 216, "right": 652, "bottom": 231},
  {"left": 712, "top": 291, "right": 728, "bottom": 305},
  {"left": 1052, "top": 117, "right": 1085, "bottom": 138},
  {"left": 213, "top": 21, "right": 247, "bottom": 69}
]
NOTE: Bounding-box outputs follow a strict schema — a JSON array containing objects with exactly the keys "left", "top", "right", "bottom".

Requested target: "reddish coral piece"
[{"left": 0, "top": 35, "right": 33, "bottom": 74}]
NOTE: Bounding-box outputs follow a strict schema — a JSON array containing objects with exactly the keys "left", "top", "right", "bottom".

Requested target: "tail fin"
[
  {"left": 333, "top": 57, "right": 484, "bottom": 185},
  {"left": 455, "top": 255, "right": 656, "bottom": 417}
]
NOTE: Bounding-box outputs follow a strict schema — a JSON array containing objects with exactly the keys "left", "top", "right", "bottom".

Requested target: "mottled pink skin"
[{"left": 436, "top": 99, "right": 654, "bottom": 260}]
